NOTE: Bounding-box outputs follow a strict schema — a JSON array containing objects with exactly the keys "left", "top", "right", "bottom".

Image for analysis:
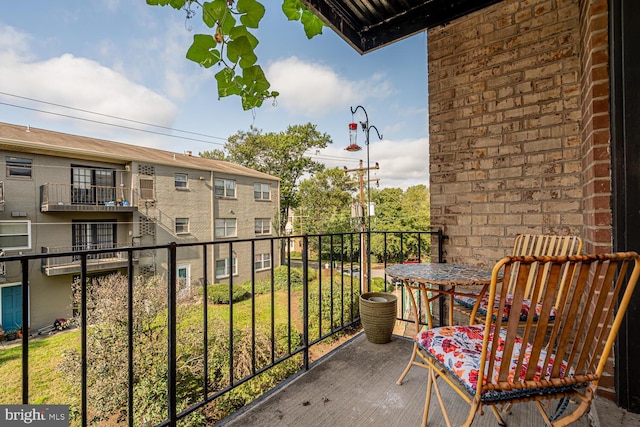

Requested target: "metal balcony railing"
[
  {"left": 40, "top": 243, "right": 135, "bottom": 275},
  {"left": 1, "top": 229, "right": 445, "bottom": 427},
  {"left": 40, "top": 183, "right": 138, "bottom": 212}
]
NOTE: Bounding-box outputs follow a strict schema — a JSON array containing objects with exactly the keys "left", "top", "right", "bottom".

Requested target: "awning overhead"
[{"left": 301, "top": 0, "right": 504, "bottom": 53}]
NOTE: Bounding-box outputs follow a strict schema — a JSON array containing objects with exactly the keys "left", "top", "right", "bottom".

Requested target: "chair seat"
[
  {"left": 415, "top": 325, "right": 571, "bottom": 402},
  {"left": 454, "top": 294, "right": 558, "bottom": 321}
]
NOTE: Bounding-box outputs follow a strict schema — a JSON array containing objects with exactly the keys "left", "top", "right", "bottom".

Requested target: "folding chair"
[{"left": 410, "top": 252, "right": 640, "bottom": 427}]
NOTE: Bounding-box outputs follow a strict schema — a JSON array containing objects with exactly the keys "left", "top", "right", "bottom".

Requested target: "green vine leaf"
[
  {"left": 186, "top": 34, "right": 221, "bottom": 68},
  {"left": 282, "top": 0, "right": 302, "bottom": 20},
  {"left": 202, "top": 0, "right": 228, "bottom": 27},
  {"left": 227, "top": 36, "right": 257, "bottom": 68},
  {"left": 300, "top": 9, "right": 324, "bottom": 38},
  {"left": 148, "top": 0, "right": 325, "bottom": 110},
  {"left": 237, "top": 0, "right": 266, "bottom": 29},
  {"left": 282, "top": 0, "right": 325, "bottom": 38},
  {"left": 146, "top": 0, "right": 187, "bottom": 8},
  {"left": 215, "top": 68, "right": 242, "bottom": 98},
  {"left": 229, "top": 26, "right": 259, "bottom": 49}
]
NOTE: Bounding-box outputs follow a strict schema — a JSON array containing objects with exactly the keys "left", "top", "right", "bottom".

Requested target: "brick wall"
[
  {"left": 579, "top": 0, "right": 615, "bottom": 397},
  {"left": 428, "top": 0, "right": 586, "bottom": 266},
  {"left": 579, "top": 0, "right": 612, "bottom": 255},
  {"left": 428, "top": 0, "right": 616, "bottom": 397}
]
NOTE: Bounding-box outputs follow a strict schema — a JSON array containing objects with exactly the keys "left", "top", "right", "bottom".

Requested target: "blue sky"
[{"left": 0, "top": 1, "right": 429, "bottom": 189}]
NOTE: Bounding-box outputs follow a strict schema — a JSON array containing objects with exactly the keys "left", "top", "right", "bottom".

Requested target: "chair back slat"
[
  {"left": 509, "top": 234, "right": 583, "bottom": 304},
  {"left": 479, "top": 252, "right": 640, "bottom": 397}
]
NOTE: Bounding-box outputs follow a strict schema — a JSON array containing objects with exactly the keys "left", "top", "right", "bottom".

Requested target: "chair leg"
[
  {"left": 549, "top": 386, "right": 596, "bottom": 427},
  {"left": 396, "top": 342, "right": 419, "bottom": 385},
  {"left": 422, "top": 367, "right": 434, "bottom": 427},
  {"left": 462, "top": 398, "right": 482, "bottom": 427},
  {"left": 489, "top": 405, "right": 507, "bottom": 426},
  {"left": 431, "top": 370, "right": 452, "bottom": 427}
]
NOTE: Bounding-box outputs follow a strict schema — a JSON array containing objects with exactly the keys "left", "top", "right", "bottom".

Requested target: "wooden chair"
[
  {"left": 408, "top": 252, "right": 640, "bottom": 427},
  {"left": 453, "top": 234, "right": 583, "bottom": 323}
]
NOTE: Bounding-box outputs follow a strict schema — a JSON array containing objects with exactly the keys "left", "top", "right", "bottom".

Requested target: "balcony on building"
[
  {"left": 40, "top": 243, "right": 138, "bottom": 276},
  {"left": 40, "top": 183, "right": 138, "bottom": 213}
]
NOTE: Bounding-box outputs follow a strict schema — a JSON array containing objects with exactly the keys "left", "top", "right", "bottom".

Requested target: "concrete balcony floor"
[{"left": 220, "top": 333, "right": 640, "bottom": 427}]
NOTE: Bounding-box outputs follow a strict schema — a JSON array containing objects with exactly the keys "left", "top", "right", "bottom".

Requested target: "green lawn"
[{"left": 0, "top": 290, "right": 297, "bottom": 406}]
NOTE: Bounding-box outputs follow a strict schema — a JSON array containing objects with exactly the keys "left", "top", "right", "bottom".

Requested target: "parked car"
[{"left": 403, "top": 258, "right": 420, "bottom": 264}]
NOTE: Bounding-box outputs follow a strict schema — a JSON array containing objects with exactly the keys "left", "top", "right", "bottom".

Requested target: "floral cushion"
[
  {"left": 454, "top": 294, "right": 557, "bottom": 321},
  {"left": 416, "top": 325, "right": 571, "bottom": 402}
]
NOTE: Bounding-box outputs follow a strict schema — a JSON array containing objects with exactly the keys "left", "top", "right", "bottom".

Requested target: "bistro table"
[
  {"left": 386, "top": 262, "right": 497, "bottom": 386},
  {"left": 385, "top": 263, "right": 495, "bottom": 329}
]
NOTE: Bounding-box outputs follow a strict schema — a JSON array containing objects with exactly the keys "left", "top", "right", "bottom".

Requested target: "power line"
[
  {"left": 0, "top": 91, "right": 228, "bottom": 141},
  {"left": 0, "top": 101, "right": 227, "bottom": 147},
  {"left": 0, "top": 91, "right": 364, "bottom": 163}
]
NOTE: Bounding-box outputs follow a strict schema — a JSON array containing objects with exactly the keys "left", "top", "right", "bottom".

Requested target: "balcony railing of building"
[
  {"left": 2, "top": 229, "right": 444, "bottom": 427},
  {"left": 40, "top": 183, "right": 138, "bottom": 212},
  {"left": 40, "top": 242, "right": 137, "bottom": 276}
]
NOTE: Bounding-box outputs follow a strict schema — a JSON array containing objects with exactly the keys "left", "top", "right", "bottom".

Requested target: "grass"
[
  {"left": 0, "top": 289, "right": 302, "bottom": 407},
  {"left": 0, "top": 330, "right": 80, "bottom": 405}
]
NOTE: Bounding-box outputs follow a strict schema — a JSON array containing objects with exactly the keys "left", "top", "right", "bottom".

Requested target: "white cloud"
[
  {"left": 0, "top": 24, "right": 177, "bottom": 139},
  {"left": 265, "top": 57, "right": 394, "bottom": 116},
  {"left": 372, "top": 137, "right": 430, "bottom": 189},
  {"left": 317, "top": 136, "right": 429, "bottom": 190}
]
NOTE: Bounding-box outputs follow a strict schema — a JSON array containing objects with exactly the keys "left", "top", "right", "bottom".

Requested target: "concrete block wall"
[{"left": 428, "top": 0, "right": 588, "bottom": 265}]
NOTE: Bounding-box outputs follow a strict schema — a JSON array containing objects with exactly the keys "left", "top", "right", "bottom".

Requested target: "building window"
[
  {"left": 175, "top": 218, "right": 189, "bottom": 234},
  {"left": 214, "top": 179, "right": 236, "bottom": 198},
  {"left": 0, "top": 220, "right": 31, "bottom": 251},
  {"left": 140, "top": 178, "right": 155, "bottom": 200},
  {"left": 215, "top": 218, "right": 237, "bottom": 238},
  {"left": 71, "top": 166, "right": 116, "bottom": 205},
  {"left": 215, "top": 257, "right": 237, "bottom": 278},
  {"left": 254, "top": 183, "right": 271, "bottom": 200},
  {"left": 254, "top": 218, "right": 271, "bottom": 235},
  {"left": 254, "top": 253, "right": 271, "bottom": 271},
  {"left": 6, "top": 157, "right": 32, "bottom": 178},
  {"left": 175, "top": 174, "right": 188, "bottom": 189},
  {"left": 71, "top": 220, "right": 116, "bottom": 261}
]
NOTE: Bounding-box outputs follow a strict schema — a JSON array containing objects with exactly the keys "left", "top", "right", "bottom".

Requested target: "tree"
[
  {"left": 146, "top": 0, "right": 325, "bottom": 110},
  {"left": 297, "top": 167, "right": 356, "bottom": 234},
  {"left": 200, "top": 123, "right": 331, "bottom": 234},
  {"left": 369, "top": 185, "right": 431, "bottom": 262}
]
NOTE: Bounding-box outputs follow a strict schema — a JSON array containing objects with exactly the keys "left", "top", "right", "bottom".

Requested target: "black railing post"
[
  {"left": 317, "top": 235, "right": 323, "bottom": 340},
  {"left": 228, "top": 242, "right": 234, "bottom": 386},
  {"left": 302, "top": 234, "right": 309, "bottom": 371},
  {"left": 20, "top": 258, "right": 29, "bottom": 404},
  {"left": 127, "top": 252, "right": 134, "bottom": 427},
  {"left": 202, "top": 244, "right": 209, "bottom": 400},
  {"left": 81, "top": 255, "right": 88, "bottom": 427},
  {"left": 167, "top": 242, "right": 178, "bottom": 426},
  {"left": 251, "top": 241, "right": 256, "bottom": 375}
]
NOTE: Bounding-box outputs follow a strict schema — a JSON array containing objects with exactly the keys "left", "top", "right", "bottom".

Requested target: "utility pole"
[{"left": 344, "top": 160, "right": 379, "bottom": 293}]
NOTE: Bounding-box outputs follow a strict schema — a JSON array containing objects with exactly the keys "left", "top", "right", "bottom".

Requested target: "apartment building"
[{"left": 0, "top": 121, "right": 280, "bottom": 332}]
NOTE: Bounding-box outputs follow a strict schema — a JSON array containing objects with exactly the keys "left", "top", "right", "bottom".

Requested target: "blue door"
[{"left": 1, "top": 285, "right": 22, "bottom": 331}]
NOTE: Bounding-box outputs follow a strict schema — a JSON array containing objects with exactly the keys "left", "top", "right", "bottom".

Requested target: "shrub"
[{"left": 204, "top": 283, "right": 251, "bottom": 304}]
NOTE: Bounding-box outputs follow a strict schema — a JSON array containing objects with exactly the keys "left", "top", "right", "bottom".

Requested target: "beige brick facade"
[
  {"left": 428, "top": 0, "right": 615, "bottom": 395},
  {"left": 428, "top": 0, "right": 610, "bottom": 265}
]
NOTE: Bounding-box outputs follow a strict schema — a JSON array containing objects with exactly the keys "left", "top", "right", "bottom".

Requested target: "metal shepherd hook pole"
[{"left": 349, "top": 105, "right": 383, "bottom": 293}]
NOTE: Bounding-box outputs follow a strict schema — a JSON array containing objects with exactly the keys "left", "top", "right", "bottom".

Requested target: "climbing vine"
[{"left": 146, "top": 0, "right": 325, "bottom": 110}]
